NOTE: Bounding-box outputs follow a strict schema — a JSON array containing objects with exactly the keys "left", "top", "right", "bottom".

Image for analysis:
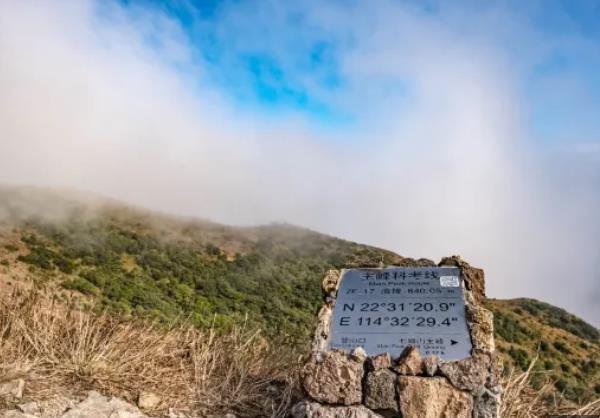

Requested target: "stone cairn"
[{"left": 292, "top": 256, "right": 502, "bottom": 418}]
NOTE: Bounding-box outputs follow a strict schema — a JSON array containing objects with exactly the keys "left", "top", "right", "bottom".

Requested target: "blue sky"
[
  {"left": 1, "top": 1, "right": 599, "bottom": 323},
  {"left": 108, "top": 0, "right": 600, "bottom": 143}
]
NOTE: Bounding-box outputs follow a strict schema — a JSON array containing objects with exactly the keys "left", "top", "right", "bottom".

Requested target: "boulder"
[
  {"left": 394, "top": 346, "right": 423, "bottom": 376},
  {"left": 364, "top": 369, "right": 398, "bottom": 413},
  {"left": 302, "top": 351, "right": 364, "bottom": 405},
  {"left": 397, "top": 376, "right": 473, "bottom": 418},
  {"left": 438, "top": 354, "right": 490, "bottom": 391},
  {"left": 292, "top": 401, "right": 384, "bottom": 418}
]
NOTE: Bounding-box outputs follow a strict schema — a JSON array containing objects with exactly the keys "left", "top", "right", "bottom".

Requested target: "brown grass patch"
[
  {"left": 0, "top": 288, "right": 300, "bottom": 417},
  {"left": 501, "top": 356, "right": 600, "bottom": 417}
]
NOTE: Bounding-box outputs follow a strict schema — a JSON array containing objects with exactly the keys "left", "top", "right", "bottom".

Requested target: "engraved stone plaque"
[{"left": 328, "top": 267, "right": 473, "bottom": 360}]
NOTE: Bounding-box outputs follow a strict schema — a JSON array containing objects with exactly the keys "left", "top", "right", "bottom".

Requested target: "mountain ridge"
[{"left": 0, "top": 186, "right": 598, "bottom": 403}]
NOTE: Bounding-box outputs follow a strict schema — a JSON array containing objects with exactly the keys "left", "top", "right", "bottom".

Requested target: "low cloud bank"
[{"left": 0, "top": 1, "right": 598, "bottom": 325}]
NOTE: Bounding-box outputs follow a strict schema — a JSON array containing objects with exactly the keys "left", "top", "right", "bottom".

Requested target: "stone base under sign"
[
  {"left": 296, "top": 347, "right": 501, "bottom": 418},
  {"left": 296, "top": 258, "right": 502, "bottom": 418}
]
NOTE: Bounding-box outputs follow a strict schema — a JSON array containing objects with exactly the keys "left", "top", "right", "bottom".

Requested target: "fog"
[{"left": 0, "top": 1, "right": 598, "bottom": 325}]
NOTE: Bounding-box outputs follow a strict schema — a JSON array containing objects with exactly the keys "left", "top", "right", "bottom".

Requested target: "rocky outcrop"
[
  {"left": 397, "top": 377, "right": 473, "bottom": 418},
  {"left": 302, "top": 351, "right": 364, "bottom": 405}
]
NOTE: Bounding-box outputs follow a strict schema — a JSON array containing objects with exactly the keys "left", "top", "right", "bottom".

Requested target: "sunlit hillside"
[{"left": 0, "top": 187, "right": 598, "bottom": 408}]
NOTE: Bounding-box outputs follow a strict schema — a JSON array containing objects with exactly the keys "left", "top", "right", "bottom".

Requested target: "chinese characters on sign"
[{"left": 328, "top": 267, "right": 473, "bottom": 361}]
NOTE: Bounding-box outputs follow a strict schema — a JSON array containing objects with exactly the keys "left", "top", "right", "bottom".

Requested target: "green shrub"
[
  {"left": 62, "top": 277, "right": 99, "bottom": 296},
  {"left": 553, "top": 340, "right": 571, "bottom": 354},
  {"left": 4, "top": 244, "right": 18, "bottom": 252},
  {"left": 508, "top": 346, "right": 530, "bottom": 370}
]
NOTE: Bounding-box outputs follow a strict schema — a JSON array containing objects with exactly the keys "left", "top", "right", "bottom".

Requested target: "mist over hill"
[
  {"left": 0, "top": 186, "right": 598, "bottom": 403},
  {"left": 1, "top": 1, "right": 600, "bottom": 331}
]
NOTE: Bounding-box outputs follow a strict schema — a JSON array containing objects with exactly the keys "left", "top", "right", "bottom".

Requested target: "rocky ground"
[{"left": 0, "top": 385, "right": 237, "bottom": 418}]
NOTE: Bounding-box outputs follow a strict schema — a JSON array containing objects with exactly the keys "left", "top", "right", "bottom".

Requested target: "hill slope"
[{"left": 0, "top": 187, "right": 598, "bottom": 403}]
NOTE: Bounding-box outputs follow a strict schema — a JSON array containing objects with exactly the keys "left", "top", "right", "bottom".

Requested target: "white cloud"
[{"left": 0, "top": 1, "right": 598, "bottom": 325}]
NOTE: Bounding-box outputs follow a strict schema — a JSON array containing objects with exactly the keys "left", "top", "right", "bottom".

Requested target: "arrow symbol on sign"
[{"left": 450, "top": 339, "right": 459, "bottom": 345}]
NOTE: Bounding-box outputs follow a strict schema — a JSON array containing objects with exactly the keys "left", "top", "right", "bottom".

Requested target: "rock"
[
  {"left": 438, "top": 256, "right": 485, "bottom": 304},
  {"left": 487, "top": 353, "right": 503, "bottom": 388},
  {"left": 472, "top": 386, "right": 501, "bottom": 418},
  {"left": 41, "top": 396, "right": 76, "bottom": 417},
  {"left": 311, "top": 305, "right": 333, "bottom": 353},
  {"left": 223, "top": 414, "right": 237, "bottom": 418},
  {"left": 1, "top": 411, "right": 37, "bottom": 418},
  {"left": 351, "top": 347, "right": 367, "bottom": 362},
  {"left": 466, "top": 304, "right": 495, "bottom": 353},
  {"left": 61, "top": 391, "right": 148, "bottom": 418},
  {"left": 368, "top": 353, "right": 392, "bottom": 371},
  {"left": 137, "top": 391, "right": 160, "bottom": 410},
  {"left": 292, "top": 401, "right": 385, "bottom": 418},
  {"left": 322, "top": 270, "right": 341, "bottom": 296},
  {"left": 438, "top": 354, "right": 490, "bottom": 391},
  {"left": 302, "top": 351, "right": 364, "bottom": 405},
  {"left": 394, "top": 346, "right": 423, "bottom": 375},
  {"left": 397, "top": 376, "right": 473, "bottom": 418},
  {"left": 423, "top": 356, "right": 440, "bottom": 377},
  {"left": 0, "top": 379, "right": 25, "bottom": 399},
  {"left": 16, "top": 403, "right": 39, "bottom": 415},
  {"left": 364, "top": 369, "right": 398, "bottom": 413}
]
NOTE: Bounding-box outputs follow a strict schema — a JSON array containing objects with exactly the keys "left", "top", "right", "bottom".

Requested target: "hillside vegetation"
[{"left": 0, "top": 187, "right": 599, "bottom": 406}]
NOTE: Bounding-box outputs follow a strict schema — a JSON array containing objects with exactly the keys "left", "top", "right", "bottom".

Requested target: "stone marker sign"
[
  {"left": 294, "top": 256, "right": 502, "bottom": 418},
  {"left": 328, "top": 267, "right": 472, "bottom": 360}
]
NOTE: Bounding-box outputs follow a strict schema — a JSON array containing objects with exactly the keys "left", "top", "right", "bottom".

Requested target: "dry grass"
[
  {"left": 2, "top": 287, "right": 599, "bottom": 418},
  {"left": 501, "top": 356, "right": 600, "bottom": 417},
  {"left": 0, "top": 288, "right": 300, "bottom": 417}
]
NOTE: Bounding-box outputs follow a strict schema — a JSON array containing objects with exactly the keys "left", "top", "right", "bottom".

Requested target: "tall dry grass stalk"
[
  {"left": 0, "top": 288, "right": 300, "bottom": 417},
  {"left": 501, "top": 356, "right": 600, "bottom": 417}
]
